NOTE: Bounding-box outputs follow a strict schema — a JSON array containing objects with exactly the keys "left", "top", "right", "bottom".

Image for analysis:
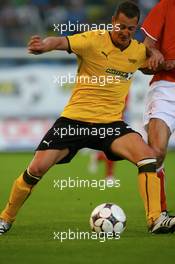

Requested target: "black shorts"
[{"left": 36, "top": 117, "right": 139, "bottom": 164}]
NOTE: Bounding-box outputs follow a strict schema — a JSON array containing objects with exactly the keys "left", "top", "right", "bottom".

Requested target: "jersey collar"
[{"left": 108, "top": 31, "right": 132, "bottom": 52}]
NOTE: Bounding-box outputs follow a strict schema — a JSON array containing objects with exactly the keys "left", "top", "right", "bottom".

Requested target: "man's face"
[{"left": 111, "top": 12, "right": 138, "bottom": 48}]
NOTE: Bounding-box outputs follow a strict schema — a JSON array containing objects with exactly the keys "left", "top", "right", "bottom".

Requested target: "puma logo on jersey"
[{"left": 43, "top": 140, "right": 52, "bottom": 147}]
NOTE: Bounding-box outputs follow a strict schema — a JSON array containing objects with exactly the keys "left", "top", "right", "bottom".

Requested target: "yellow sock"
[
  {"left": 0, "top": 173, "right": 34, "bottom": 223},
  {"left": 138, "top": 172, "right": 161, "bottom": 225},
  {"left": 138, "top": 158, "right": 161, "bottom": 226}
]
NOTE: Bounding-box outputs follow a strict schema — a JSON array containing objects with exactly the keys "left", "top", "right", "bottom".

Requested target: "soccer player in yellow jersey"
[{"left": 0, "top": 1, "right": 175, "bottom": 235}]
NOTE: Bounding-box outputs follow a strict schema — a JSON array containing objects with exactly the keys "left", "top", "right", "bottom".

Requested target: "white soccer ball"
[{"left": 90, "top": 203, "right": 126, "bottom": 236}]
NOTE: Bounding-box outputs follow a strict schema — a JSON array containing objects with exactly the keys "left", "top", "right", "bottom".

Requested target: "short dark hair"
[{"left": 114, "top": 1, "right": 140, "bottom": 22}]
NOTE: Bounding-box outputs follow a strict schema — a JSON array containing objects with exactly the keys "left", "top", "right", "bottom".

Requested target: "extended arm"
[{"left": 28, "top": 35, "right": 69, "bottom": 54}]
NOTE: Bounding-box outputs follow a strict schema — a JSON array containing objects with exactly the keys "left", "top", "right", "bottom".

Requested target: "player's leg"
[
  {"left": 88, "top": 151, "right": 99, "bottom": 173},
  {"left": 88, "top": 151, "right": 115, "bottom": 183},
  {"left": 143, "top": 82, "right": 175, "bottom": 213},
  {"left": 0, "top": 117, "right": 83, "bottom": 235},
  {"left": 110, "top": 133, "right": 175, "bottom": 233},
  {"left": 97, "top": 151, "right": 106, "bottom": 161},
  {"left": 105, "top": 160, "right": 115, "bottom": 180},
  {"left": 96, "top": 152, "right": 115, "bottom": 181},
  {"left": 0, "top": 149, "right": 69, "bottom": 234},
  {"left": 96, "top": 152, "right": 114, "bottom": 177},
  {"left": 147, "top": 118, "right": 171, "bottom": 212}
]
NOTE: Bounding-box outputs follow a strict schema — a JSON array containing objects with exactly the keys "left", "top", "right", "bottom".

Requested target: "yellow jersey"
[{"left": 61, "top": 30, "right": 146, "bottom": 123}]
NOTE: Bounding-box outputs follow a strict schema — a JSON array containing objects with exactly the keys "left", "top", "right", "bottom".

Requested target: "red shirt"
[{"left": 141, "top": 0, "right": 175, "bottom": 83}]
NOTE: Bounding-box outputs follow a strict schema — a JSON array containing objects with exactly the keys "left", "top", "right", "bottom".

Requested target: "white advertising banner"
[
  {"left": 0, "top": 118, "right": 54, "bottom": 151},
  {"left": 0, "top": 64, "right": 76, "bottom": 117}
]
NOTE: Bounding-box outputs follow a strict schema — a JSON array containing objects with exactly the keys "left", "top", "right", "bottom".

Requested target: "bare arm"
[
  {"left": 28, "top": 35, "right": 69, "bottom": 54},
  {"left": 144, "top": 36, "right": 156, "bottom": 49},
  {"left": 144, "top": 37, "right": 164, "bottom": 70},
  {"left": 140, "top": 36, "right": 175, "bottom": 73}
]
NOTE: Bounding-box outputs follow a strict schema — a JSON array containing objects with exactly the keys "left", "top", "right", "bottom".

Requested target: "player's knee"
[
  {"left": 28, "top": 163, "right": 47, "bottom": 177},
  {"left": 23, "top": 169, "right": 42, "bottom": 185}
]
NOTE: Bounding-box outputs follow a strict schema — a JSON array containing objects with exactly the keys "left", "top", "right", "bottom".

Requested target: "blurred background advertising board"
[
  {"left": 0, "top": 63, "right": 75, "bottom": 117},
  {"left": 0, "top": 59, "right": 76, "bottom": 151}
]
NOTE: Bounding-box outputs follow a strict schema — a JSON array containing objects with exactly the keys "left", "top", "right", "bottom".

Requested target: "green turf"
[{"left": 0, "top": 151, "right": 175, "bottom": 264}]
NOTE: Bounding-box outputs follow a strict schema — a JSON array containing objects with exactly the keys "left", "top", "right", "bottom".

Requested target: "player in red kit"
[{"left": 141, "top": 0, "right": 175, "bottom": 214}]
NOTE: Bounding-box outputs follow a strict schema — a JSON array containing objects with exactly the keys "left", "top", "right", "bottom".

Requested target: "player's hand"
[
  {"left": 163, "top": 60, "right": 175, "bottom": 71},
  {"left": 28, "top": 35, "right": 45, "bottom": 54},
  {"left": 147, "top": 49, "right": 164, "bottom": 71}
]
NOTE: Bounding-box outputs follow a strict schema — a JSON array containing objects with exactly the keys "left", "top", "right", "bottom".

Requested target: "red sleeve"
[{"left": 141, "top": 0, "right": 168, "bottom": 41}]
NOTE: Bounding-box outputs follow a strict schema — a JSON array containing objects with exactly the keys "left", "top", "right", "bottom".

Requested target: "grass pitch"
[{"left": 0, "top": 151, "right": 175, "bottom": 264}]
